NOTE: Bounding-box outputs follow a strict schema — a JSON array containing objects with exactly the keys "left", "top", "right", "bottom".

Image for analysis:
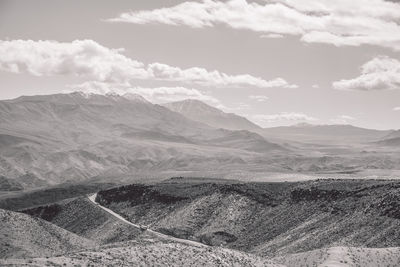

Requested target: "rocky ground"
[
  {"left": 275, "top": 246, "right": 400, "bottom": 267},
  {"left": 3, "top": 178, "right": 400, "bottom": 266},
  {"left": 94, "top": 178, "right": 400, "bottom": 255},
  {"left": 1, "top": 235, "right": 282, "bottom": 267},
  {"left": 0, "top": 208, "right": 94, "bottom": 259},
  {"left": 23, "top": 197, "right": 143, "bottom": 244}
]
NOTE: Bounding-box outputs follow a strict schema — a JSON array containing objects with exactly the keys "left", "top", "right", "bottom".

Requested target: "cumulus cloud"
[
  {"left": 249, "top": 95, "right": 269, "bottom": 102},
  {"left": 67, "top": 81, "right": 223, "bottom": 106},
  {"left": 393, "top": 107, "right": 400, "bottom": 111},
  {"left": 106, "top": 0, "right": 400, "bottom": 50},
  {"left": 147, "top": 62, "right": 294, "bottom": 88},
  {"left": 252, "top": 112, "right": 318, "bottom": 123},
  {"left": 0, "top": 39, "right": 147, "bottom": 83},
  {"left": 333, "top": 56, "right": 400, "bottom": 91},
  {"left": 260, "top": 33, "right": 284, "bottom": 39},
  {"left": 330, "top": 115, "right": 356, "bottom": 124},
  {"left": 0, "top": 39, "right": 295, "bottom": 89}
]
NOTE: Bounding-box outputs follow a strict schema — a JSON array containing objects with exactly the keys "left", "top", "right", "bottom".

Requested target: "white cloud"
[
  {"left": 252, "top": 112, "right": 318, "bottom": 123},
  {"left": 67, "top": 81, "right": 223, "bottom": 106},
  {"left": 393, "top": 107, "right": 400, "bottom": 111},
  {"left": 0, "top": 39, "right": 295, "bottom": 89},
  {"left": 330, "top": 115, "right": 356, "bottom": 124},
  {"left": 333, "top": 56, "right": 400, "bottom": 91},
  {"left": 312, "top": 84, "right": 320, "bottom": 88},
  {"left": 260, "top": 33, "right": 284, "bottom": 39},
  {"left": 249, "top": 95, "right": 269, "bottom": 102},
  {"left": 107, "top": 0, "right": 400, "bottom": 50},
  {"left": 0, "top": 39, "right": 147, "bottom": 83},
  {"left": 147, "top": 62, "right": 295, "bottom": 88}
]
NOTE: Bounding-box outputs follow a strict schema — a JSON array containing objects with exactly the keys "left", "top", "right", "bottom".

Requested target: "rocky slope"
[
  {"left": 275, "top": 246, "right": 400, "bottom": 267},
  {"left": 4, "top": 178, "right": 400, "bottom": 266},
  {"left": 0, "top": 208, "right": 94, "bottom": 259},
  {"left": 1, "top": 236, "right": 282, "bottom": 267},
  {"left": 94, "top": 178, "right": 400, "bottom": 256},
  {"left": 23, "top": 197, "right": 143, "bottom": 244}
]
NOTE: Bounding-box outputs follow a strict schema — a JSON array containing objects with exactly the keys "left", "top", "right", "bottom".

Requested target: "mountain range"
[
  {"left": 0, "top": 92, "right": 283, "bottom": 186},
  {"left": 0, "top": 92, "right": 399, "bottom": 188}
]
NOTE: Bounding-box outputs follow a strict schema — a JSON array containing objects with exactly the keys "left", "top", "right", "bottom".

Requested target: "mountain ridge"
[
  {"left": 262, "top": 123, "right": 392, "bottom": 143},
  {"left": 0, "top": 92, "right": 283, "bottom": 185},
  {"left": 163, "top": 99, "right": 262, "bottom": 131}
]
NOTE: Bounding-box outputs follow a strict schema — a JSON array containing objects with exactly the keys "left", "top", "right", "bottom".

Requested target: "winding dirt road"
[{"left": 88, "top": 193, "right": 207, "bottom": 248}]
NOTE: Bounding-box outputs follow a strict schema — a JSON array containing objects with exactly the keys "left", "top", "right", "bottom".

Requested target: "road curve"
[{"left": 88, "top": 193, "right": 207, "bottom": 248}]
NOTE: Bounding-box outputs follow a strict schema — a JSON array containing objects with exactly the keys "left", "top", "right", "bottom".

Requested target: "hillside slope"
[
  {"left": 0, "top": 208, "right": 94, "bottom": 258},
  {"left": 375, "top": 137, "right": 400, "bottom": 147},
  {"left": 1, "top": 237, "right": 282, "bottom": 267},
  {"left": 23, "top": 197, "right": 143, "bottom": 244},
  {"left": 95, "top": 179, "right": 400, "bottom": 256},
  {"left": 275, "top": 246, "right": 400, "bottom": 267}
]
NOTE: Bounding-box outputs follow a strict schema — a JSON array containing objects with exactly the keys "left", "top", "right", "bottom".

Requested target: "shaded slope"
[
  {"left": 0, "top": 182, "right": 114, "bottom": 211},
  {"left": 23, "top": 197, "right": 142, "bottom": 244},
  {"left": 0, "top": 208, "right": 94, "bottom": 259},
  {"left": 95, "top": 179, "right": 400, "bottom": 256},
  {"left": 0, "top": 176, "right": 23, "bottom": 191}
]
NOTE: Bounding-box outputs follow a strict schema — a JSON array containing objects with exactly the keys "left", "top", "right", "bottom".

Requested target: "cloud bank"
[
  {"left": 0, "top": 39, "right": 295, "bottom": 89},
  {"left": 333, "top": 56, "right": 400, "bottom": 91},
  {"left": 107, "top": 0, "right": 400, "bottom": 50},
  {"left": 249, "top": 95, "right": 269, "bottom": 102},
  {"left": 67, "top": 81, "right": 223, "bottom": 106},
  {"left": 252, "top": 112, "right": 318, "bottom": 124}
]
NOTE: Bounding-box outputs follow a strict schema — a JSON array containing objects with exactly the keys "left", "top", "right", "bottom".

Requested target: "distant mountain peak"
[
  {"left": 163, "top": 99, "right": 262, "bottom": 131},
  {"left": 122, "top": 93, "right": 149, "bottom": 103}
]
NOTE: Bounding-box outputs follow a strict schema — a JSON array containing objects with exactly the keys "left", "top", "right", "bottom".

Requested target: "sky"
[{"left": 0, "top": 0, "right": 400, "bottom": 130}]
